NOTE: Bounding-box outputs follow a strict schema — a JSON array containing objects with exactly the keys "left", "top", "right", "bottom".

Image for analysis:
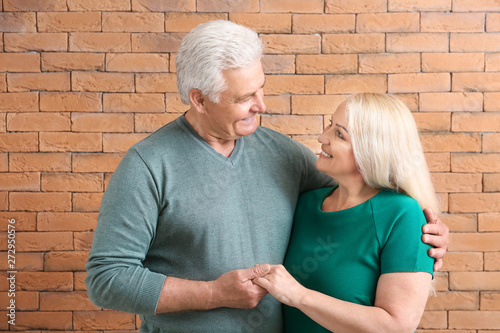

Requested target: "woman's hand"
[{"left": 252, "top": 264, "right": 307, "bottom": 308}]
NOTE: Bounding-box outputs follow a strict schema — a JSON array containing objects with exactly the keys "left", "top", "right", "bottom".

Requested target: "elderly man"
[{"left": 86, "top": 20, "right": 448, "bottom": 333}]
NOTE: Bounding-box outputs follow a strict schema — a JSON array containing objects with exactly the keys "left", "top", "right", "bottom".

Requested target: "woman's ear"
[{"left": 189, "top": 89, "right": 207, "bottom": 113}]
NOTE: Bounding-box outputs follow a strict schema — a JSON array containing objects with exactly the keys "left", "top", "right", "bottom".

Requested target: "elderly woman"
[{"left": 254, "top": 93, "right": 438, "bottom": 332}]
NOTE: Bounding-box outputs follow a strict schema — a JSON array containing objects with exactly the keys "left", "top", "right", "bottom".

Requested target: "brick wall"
[{"left": 0, "top": 0, "right": 499, "bottom": 331}]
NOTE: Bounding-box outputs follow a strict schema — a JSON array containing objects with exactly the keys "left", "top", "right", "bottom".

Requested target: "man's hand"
[
  {"left": 422, "top": 208, "right": 449, "bottom": 272},
  {"left": 209, "top": 265, "right": 271, "bottom": 309}
]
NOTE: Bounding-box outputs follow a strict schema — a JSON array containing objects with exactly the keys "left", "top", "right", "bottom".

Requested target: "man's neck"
[{"left": 184, "top": 110, "right": 236, "bottom": 157}]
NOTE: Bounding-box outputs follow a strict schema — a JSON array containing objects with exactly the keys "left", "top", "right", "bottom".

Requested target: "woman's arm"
[{"left": 254, "top": 264, "right": 432, "bottom": 333}]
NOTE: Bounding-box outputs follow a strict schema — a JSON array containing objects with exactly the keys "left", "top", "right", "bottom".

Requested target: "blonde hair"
[{"left": 346, "top": 93, "right": 440, "bottom": 213}]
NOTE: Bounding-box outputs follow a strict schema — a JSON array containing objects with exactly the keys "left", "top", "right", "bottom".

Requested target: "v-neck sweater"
[{"left": 86, "top": 115, "right": 333, "bottom": 332}]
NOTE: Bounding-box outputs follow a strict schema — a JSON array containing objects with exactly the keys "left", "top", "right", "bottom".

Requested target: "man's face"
[{"left": 202, "top": 61, "right": 266, "bottom": 141}]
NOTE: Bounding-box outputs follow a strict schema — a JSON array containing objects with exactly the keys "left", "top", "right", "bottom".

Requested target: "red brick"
[
  {"left": 418, "top": 311, "right": 448, "bottom": 329},
  {"left": 9, "top": 153, "right": 71, "bottom": 172},
  {"left": 132, "top": 33, "right": 184, "bottom": 53},
  {"left": 7, "top": 73, "right": 70, "bottom": 92},
  {"left": 453, "top": 0, "right": 500, "bottom": 11},
  {"left": 421, "top": 133, "right": 480, "bottom": 152},
  {"left": 261, "top": 34, "right": 320, "bottom": 54},
  {"left": 325, "top": 0, "right": 386, "bottom": 13},
  {"left": 452, "top": 112, "right": 500, "bottom": 132},
  {"left": 0, "top": 92, "right": 38, "bottom": 112},
  {"left": 40, "top": 291, "right": 99, "bottom": 311},
  {"left": 0, "top": 193, "right": 7, "bottom": 211},
  {"left": 197, "top": 0, "right": 259, "bottom": 12},
  {"left": 296, "top": 54, "right": 357, "bottom": 74},
  {"left": 484, "top": 172, "right": 500, "bottom": 192},
  {"left": 106, "top": 53, "right": 169, "bottom": 72},
  {"left": 73, "top": 192, "right": 103, "bottom": 212},
  {"left": 102, "top": 12, "right": 163, "bottom": 32},
  {"left": 70, "top": 33, "right": 131, "bottom": 52},
  {"left": 0, "top": 133, "right": 38, "bottom": 152},
  {"left": 419, "top": 92, "right": 483, "bottom": 112},
  {"left": 42, "top": 173, "right": 102, "bottom": 192},
  {"left": 166, "top": 13, "right": 228, "bottom": 32},
  {"left": 0, "top": 291, "right": 38, "bottom": 310},
  {"left": 40, "top": 132, "right": 102, "bottom": 152},
  {"left": 431, "top": 173, "right": 482, "bottom": 193},
  {"left": 7, "top": 112, "right": 70, "bottom": 132},
  {"left": 40, "top": 92, "right": 102, "bottom": 112},
  {"left": 74, "top": 310, "right": 136, "bottom": 330},
  {"left": 422, "top": 53, "right": 484, "bottom": 73},
  {"left": 17, "top": 232, "right": 73, "bottom": 253},
  {"left": 38, "top": 212, "right": 98, "bottom": 231},
  {"left": 388, "top": 0, "right": 451, "bottom": 11},
  {"left": 322, "top": 33, "right": 385, "bottom": 53},
  {"left": 165, "top": 94, "right": 186, "bottom": 113},
  {"left": 68, "top": 0, "right": 131, "bottom": 11},
  {"left": 14, "top": 311, "right": 72, "bottom": 330},
  {"left": 440, "top": 213, "right": 476, "bottom": 232},
  {"left": 4, "top": 0, "right": 66, "bottom": 11},
  {"left": 486, "top": 53, "right": 500, "bottom": 71},
  {"left": 481, "top": 292, "right": 500, "bottom": 310},
  {"left": 0, "top": 172, "right": 39, "bottom": 191},
  {"left": 136, "top": 73, "right": 178, "bottom": 93},
  {"left": 441, "top": 252, "right": 483, "bottom": 272},
  {"left": 451, "top": 153, "right": 500, "bottom": 172},
  {"left": 359, "top": 53, "right": 420, "bottom": 74},
  {"left": 261, "top": 115, "right": 323, "bottom": 135},
  {"left": 74, "top": 231, "right": 94, "bottom": 251},
  {"left": 72, "top": 72, "right": 134, "bottom": 93},
  {"left": 4, "top": 32, "right": 67, "bottom": 52},
  {"left": 292, "top": 95, "right": 347, "bottom": 115},
  {"left": 132, "top": 0, "right": 194, "bottom": 11},
  {"left": 450, "top": 193, "right": 500, "bottom": 213},
  {"left": 0, "top": 252, "right": 43, "bottom": 271},
  {"left": 485, "top": 92, "right": 500, "bottom": 111},
  {"left": 0, "top": 153, "right": 6, "bottom": 171},
  {"left": 0, "top": 53, "right": 40, "bottom": 72},
  {"left": 103, "top": 133, "right": 149, "bottom": 153},
  {"left": 292, "top": 14, "right": 354, "bottom": 33},
  {"left": 42, "top": 53, "right": 105, "bottom": 72},
  {"left": 479, "top": 212, "right": 500, "bottom": 231},
  {"left": 0, "top": 12, "right": 36, "bottom": 32},
  {"left": 357, "top": 13, "right": 419, "bottom": 32},
  {"left": 450, "top": 233, "right": 500, "bottom": 251},
  {"left": 72, "top": 153, "right": 124, "bottom": 173},
  {"left": 134, "top": 113, "right": 182, "bottom": 132},
  {"left": 74, "top": 271, "right": 87, "bottom": 290},
  {"left": 449, "top": 310, "right": 500, "bottom": 329},
  {"left": 389, "top": 73, "right": 450, "bottom": 93},
  {"left": 0, "top": 212, "right": 37, "bottom": 231},
  {"left": 44, "top": 251, "right": 89, "bottom": 271},
  {"left": 38, "top": 12, "right": 100, "bottom": 33},
  {"left": 103, "top": 93, "right": 165, "bottom": 113},
  {"left": 387, "top": 33, "right": 449, "bottom": 52},
  {"left": 265, "top": 75, "right": 324, "bottom": 95},
  {"left": 422, "top": 13, "right": 484, "bottom": 32},
  {"left": 10, "top": 192, "right": 72, "bottom": 212},
  {"left": 263, "top": 95, "right": 290, "bottom": 114},
  {"left": 451, "top": 33, "right": 500, "bottom": 52},
  {"left": 262, "top": 55, "right": 295, "bottom": 74},
  {"left": 325, "top": 74, "right": 387, "bottom": 94},
  {"left": 412, "top": 112, "right": 450, "bottom": 131},
  {"left": 71, "top": 113, "right": 134, "bottom": 133},
  {"left": 261, "top": 0, "right": 323, "bottom": 13},
  {"left": 425, "top": 291, "right": 479, "bottom": 310},
  {"left": 487, "top": 13, "right": 500, "bottom": 32},
  {"left": 230, "top": 13, "right": 290, "bottom": 33}
]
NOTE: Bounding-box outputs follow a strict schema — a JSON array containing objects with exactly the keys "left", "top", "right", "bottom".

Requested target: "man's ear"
[{"left": 189, "top": 89, "right": 207, "bottom": 113}]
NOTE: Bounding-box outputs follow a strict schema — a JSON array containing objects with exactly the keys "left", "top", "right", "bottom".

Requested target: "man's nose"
[{"left": 252, "top": 89, "right": 266, "bottom": 113}]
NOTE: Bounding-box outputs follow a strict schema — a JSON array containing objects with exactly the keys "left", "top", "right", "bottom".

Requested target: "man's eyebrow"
[{"left": 335, "top": 123, "right": 348, "bottom": 133}]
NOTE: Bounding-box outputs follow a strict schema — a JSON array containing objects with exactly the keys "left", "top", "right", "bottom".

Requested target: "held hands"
[
  {"left": 421, "top": 208, "right": 450, "bottom": 272},
  {"left": 209, "top": 265, "right": 271, "bottom": 309},
  {"left": 252, "top": 264, "right": 306, "bottom": 308}
]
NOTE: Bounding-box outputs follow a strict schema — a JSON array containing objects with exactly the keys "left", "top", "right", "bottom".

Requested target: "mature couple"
[{"left": 86, "top": 20, "right": 449, "bottom": 332}]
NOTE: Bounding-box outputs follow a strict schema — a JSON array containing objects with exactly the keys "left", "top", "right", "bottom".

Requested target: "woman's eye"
[{"left": 336, "top": 130, "right": 344, "bottom": 139}]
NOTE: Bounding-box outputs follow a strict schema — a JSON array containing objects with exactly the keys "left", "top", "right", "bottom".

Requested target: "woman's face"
[{"left": 316, "top": 102, "right": 359, "bottom": 180}]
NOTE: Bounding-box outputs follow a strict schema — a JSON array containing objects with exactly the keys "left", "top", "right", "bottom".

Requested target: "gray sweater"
[{"left": 85, "top": 115, "right": 333, "bottom": 332}]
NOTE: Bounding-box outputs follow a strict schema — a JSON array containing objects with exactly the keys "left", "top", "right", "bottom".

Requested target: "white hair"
[
  {"left": 346, "top": 93, "right": 440, "bottom": 213},
  {"left": 176, "top": 20, "right": 263, "bottom": 105}
]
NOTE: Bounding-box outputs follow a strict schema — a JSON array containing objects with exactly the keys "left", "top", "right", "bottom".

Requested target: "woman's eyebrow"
[{"left": 335, "top": 123, "right": 348, "bottom": 133}]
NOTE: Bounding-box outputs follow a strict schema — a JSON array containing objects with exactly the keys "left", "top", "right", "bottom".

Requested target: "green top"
[
  {"left": 85, "top": 115, "right": 333, "bottom": 333},
  {"left": 283, "top": 186, "right": 433, "bottom": 332}
]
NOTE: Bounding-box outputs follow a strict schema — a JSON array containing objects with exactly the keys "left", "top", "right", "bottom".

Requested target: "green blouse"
[{"left": 283, "top": 186, "right": 434, "bottom": 332}]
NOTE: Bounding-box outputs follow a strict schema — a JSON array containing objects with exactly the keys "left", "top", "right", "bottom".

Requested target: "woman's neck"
[{"left": 322, "top": 178, "right": 380, "bottom": 213}]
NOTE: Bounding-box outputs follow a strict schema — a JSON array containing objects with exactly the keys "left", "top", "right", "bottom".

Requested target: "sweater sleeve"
[{"left": 85, "top": 148, "right": 167, "bottom": 315}]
